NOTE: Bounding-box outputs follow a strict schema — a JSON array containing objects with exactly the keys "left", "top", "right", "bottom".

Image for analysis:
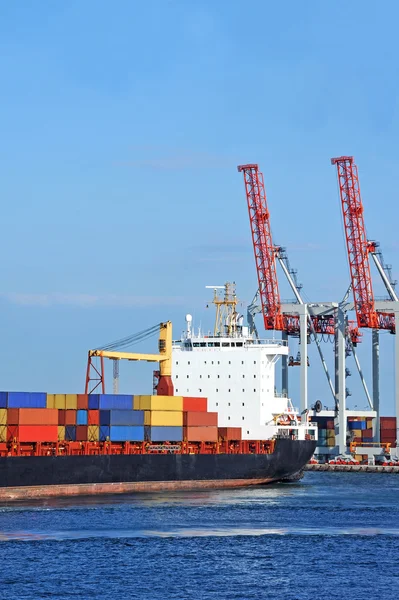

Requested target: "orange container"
[
  {"left": 183, "top": 411, "right": 218, "bottom": 427},
  {"left": 182, "top": 397, "right": 208, "bottom": 412},
  {"left": 7, "top": 408, "right": 58, "bottom": 426},
  {"left": 76, "top": 425, "right": 88, "bottom": 441},
  {"left": 218, "top": 427, "right": 242, "bottom": 441},
  {"left": 88, "top": 410, "right": 100, "bottom": 425},
  {"left": 64, "top": 410, "right": 77, "bottom": 425},
  {"left": 77, "top": 394, "right": 89, "bottom": 410},
  {"left": 184, "top": 426, "right": 218, "bottom": 442},
  {"left": 8, "top": 425, "right": 58, "bottom": 442}
]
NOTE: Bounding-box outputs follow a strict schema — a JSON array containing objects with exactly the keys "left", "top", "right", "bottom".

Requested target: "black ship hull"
[{"left": 0, "top": 438, "right": 316, "bottom": 501}]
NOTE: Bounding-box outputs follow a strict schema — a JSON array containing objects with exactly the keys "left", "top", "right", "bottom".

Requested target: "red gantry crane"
[{"left": 331, "top": 156, "right": 395, "bottom": 333}]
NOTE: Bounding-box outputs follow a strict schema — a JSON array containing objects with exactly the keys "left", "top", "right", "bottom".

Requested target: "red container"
[
  {"left": 88, "top": 410, "right": 100, "bottom": 425},
  {"left": 326, "top": 420, "right": 334, "bottom": 430},
  {"left": 8, "top": 425, "right": 58, "bottom": 442},
  {"left": 7, "top": 408, "right": 58, "bottom": 426},
  {"left": 64, "top": 410, "right": 76, "bottom": 425},
  {"left": 58, "top": 410, "right": 66, "bottom": 425},
  {"left": 77, "top": 394, "right": 89, "bottom": 410},
  {"left": 218, "top": 427, "right": 242, "bottom": 441},
  {"left": 381, "top": 417, "right": 396, "bottom": 430},
  {"left": 184, "top": 426, "right": 218, "bottom": 442},
  {"left": 183, "top": 411, "right": 218, "bottom": 427},
  {"left": 76, "top": 425, "right": 88, "bottom": 441},
  {"left": 182, "top": 397, "right": 207, "bottom": 412}
]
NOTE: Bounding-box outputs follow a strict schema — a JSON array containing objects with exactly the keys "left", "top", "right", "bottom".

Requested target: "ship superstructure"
[{"left": 172, "top": 283, "right": 317, "bottom": 443}]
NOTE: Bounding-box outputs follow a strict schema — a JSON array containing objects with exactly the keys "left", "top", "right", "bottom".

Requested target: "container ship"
[{"left": 0, "top": 284, "right": 317, "bottom": 501}]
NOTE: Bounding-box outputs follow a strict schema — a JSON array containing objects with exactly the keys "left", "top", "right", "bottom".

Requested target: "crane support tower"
[
  {"left": 332, "top": 156, "right": 399, "bottom": 453},
  {"left": 85, "top": 321, "right": 174, "bottom": 396}
]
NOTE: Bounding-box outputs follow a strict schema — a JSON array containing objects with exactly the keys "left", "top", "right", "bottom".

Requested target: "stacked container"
[
  {"left": 380, "top": 417, "right": 396, "bottom": 445},
  {"left": 135, "top": 395, "right": 183, "bottom": 442}
]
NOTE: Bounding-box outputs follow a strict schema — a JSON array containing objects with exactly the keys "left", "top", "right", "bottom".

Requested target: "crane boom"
[
  {"left": 331, "top": 156, "right": 395, "bottom": 332},
  {"left": 238, "top": 164, "right": 284, "bottom": 330}
]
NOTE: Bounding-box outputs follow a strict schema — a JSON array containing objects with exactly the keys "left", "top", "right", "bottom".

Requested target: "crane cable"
[{"left": 95, "top": 323, "right": 161, "bottom": 352}]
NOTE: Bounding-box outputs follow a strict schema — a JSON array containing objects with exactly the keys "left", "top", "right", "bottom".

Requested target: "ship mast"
[{"left": 206, "top": 283, "right": 239, "bottom": 337}]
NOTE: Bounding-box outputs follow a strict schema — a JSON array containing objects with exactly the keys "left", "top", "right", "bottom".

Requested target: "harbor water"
[{"left": 0, "top": 472, "right": 398, "bottom": 599}]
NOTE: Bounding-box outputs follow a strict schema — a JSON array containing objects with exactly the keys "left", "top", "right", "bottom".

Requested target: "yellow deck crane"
[{"left": 85, "top": 321, "right": 173, "bottom": 395}]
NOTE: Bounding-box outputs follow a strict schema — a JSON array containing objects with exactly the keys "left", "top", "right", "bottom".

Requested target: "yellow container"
[
  {"left": 88, "top": 425, "right": 99, "bottom": 442},
  {"left": 66, "top": 394, "right": 77, "bottom": 409},
  {"left": 58, "top": 426, "right": 65, "bottom": 441},
  {"left": 46, "top": 394, "right": 55, "bottom": 408},
  {"left": 135, "top": 395, "right": 183, "bottom": 411},
  {"left": 355, "top": 454, "right": 363, "bottom": 462},
  {"left": 0, "top": 408, "right": 7, "bottom": 426},
  {"left": 0, "top": 425, "right": 6, "bottom": 442},
  {"left": 352, "top": 429, "right": 362, "bottom": 437},
  {"left": 54, "top": 394, "right": 66, "bottom": 409},
  {"left": 326, "top": 430, "right": 335, "bottom": 438},
  {"left": 327, "top": 438, "right": 335, "bottom": 447},
  {"left": 144, "top": 410, "right": 183, "bottom": 427}
]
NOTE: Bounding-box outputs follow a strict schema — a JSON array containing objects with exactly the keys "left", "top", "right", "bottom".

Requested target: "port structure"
[
  {"left": 237, "top": 164, "right": 363, "bottom": 424},
  {"left": 85, "top": 321, "right": 174, "bottom": 396},
  {"left": 331, "top": 156, "right": 399, "bottom": 454}
]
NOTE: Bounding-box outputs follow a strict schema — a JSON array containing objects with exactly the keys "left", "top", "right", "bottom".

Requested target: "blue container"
[
  {"left": 65, "top": 426, "right": 76, "bottom": 441},
  {"left": 98, "top": 394, "right": 133, "bottom": 410},
  {"left": 100, "top": 410, "right": 111, "bottom": 426},
  {"left": 0, "top": 392, "right": 7, "bottom": 408},
  {"left": 7, "top": 392, "right": 47, "bottom": 408},
  {"left": 348, "top": 420, "right": 366, "bottom": 430},
  {"left": 145, "top": 426, "right": 183, "bottom": 442},
  {"left": 109, "top": 410, "right": 145, "bottom": 426},
  {"left": 88, "top": 395, "right": 100, "bottom": 410},
  {"left": 109, "top": 425, "right": 145, "bottom": 442},
  {"left": 99, "top": 426, "right": 110, "bottom": 441},
  {"left": 358, "top": 421, "right": 366, "bottom": 430},
  {"left": 77, "top": 410, "right": 88, "bottom": 425}
]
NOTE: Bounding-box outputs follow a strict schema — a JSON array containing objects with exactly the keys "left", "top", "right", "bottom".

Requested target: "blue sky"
[{"left": 0, "top": 0, "right": 398, "bottom": 413}]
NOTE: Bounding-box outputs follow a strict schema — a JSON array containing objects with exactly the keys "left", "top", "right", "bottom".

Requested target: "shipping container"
[
  {"left": 145, "top": 426, "right": 183, "bottom": 442},
  {"left": 109, "top": 425, "right": 145, "bottom": 441},
  {"left": 58, "top": 426, "right": 65, "bottom": 441},
  {"left": 65, "top": 426, "right": 76, "bottom": 442},
  {"left": 6, "top": 392, "right": 47, "bottom": 409},
  {"left": 0, "top": 408, "right": 7, "bottom": 425},
  {"left": 184, "top": 426, "right": 218, "bottom": 442},
  {"left": 105, "top": 409, "right": 145, "bottom": 426},
  {"left": 381, "top": 418, "right": 396, "bottom": 431},
  {"left": 7, "top": 408, "right": 58, "bottom": 426},
  {"left": 54, "top": 394, "right": 66, "bottom": 409},
  {"left": 134, "top": 395, "right": 183, "bottom": 411},
  {"left": 88, "top": 425, "right": 99, "bottom": 442},
  {"left": 348, "top": 420, "right": 366, "bottom": 430},
  {"left": 351, "top": 429, "right": 362, "bottom": 437},
  {"left": 99, "top": 426, "right": 110, "bottom": 441},
  {"left": 77, "top": 394, "right": 88, "bottom": 410},
  {"left": 58, "top": 410, "right": 65, "bottom": 426},
  {"left": 218, "top": 427, "right": 242, "bottom": 441},
  {"left": 100, "top": 410, "right": 111, "bottom": 426},
  {"left": 0, "top": 393, "right": 7, "bottom": 408},
  {"left": 100, "top": 425, "right": 111, "bottom": 442},
  {"left": 88, "top": 410, "right": 100, "bottom": 425},
  {"left": 326, "top": 429, "right": 335, "bottom": 439},
  {"left": 8, "top": 425, "right": 58, "bottom": 442},
  {"left": 76, "top": 425, "right": 88, "bottom": 441},
  {"left": 0, "top": 425, "right": 7, "bottom": 442},
  {"left": 77, "top": 410, "right": 88, "bottom": 425},
  {"left": 326, "top": 420, "right": 335, "bottom": 430},
  {"left": 88, "top": 395, "right": 100, "bottom": 410},
  {"left": 144, "top": 410, "right": 183, "bottom": 427},
  {"left": 182, "top": 397, "right": 207, "bottom": 412},
  {"left": 66, "top": 394, "right": 78, "bottom": 410},
  {"left": 98, "top": 394, "right": 133, "bottom": 410},
  {"left": 327, "top": 437, "right": 335, "bottom": 447},
  {"left": 183, "top": 411, "right": 218, "bottom": 427}
]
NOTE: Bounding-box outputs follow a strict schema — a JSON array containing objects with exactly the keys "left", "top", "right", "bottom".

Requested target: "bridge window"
[
  {"left": 236, "top": 342, "right": 243, "bottom": 347},
  {"left": 222, "top": 342, "right": 230, "bottom": 347},
  {"left": 215, "top": 342, "right": 220, "bottom": 348}
]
